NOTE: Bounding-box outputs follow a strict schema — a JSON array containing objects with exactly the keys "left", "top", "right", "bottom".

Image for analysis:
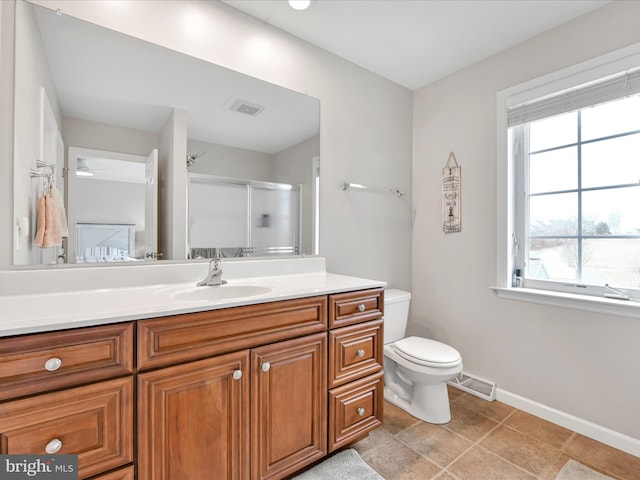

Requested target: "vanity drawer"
[
  {"left": 329, "top": 319, "right": 383, "bottom": 388},
  {"left": 328, "top": 288, "right": 384, "bottom": 328},
  {"left": 0, "top": 322, "right": 134, "bottom": 401},
  {"left": 138, "top": 296, "right": 327, "bottom": 370},
  {"left": 328, "top": 372, "right": 383, "bottom": 452},
  {"left": 0, "top": 376, "right": 134, "bottom": 479}
]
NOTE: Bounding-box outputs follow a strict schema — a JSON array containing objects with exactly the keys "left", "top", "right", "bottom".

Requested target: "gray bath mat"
[
  {"left": 555, "top": 459, "right": 614, "bottom": 480},
  {"left": 291, "top": 449, "right": 384, "bottom": 479}
]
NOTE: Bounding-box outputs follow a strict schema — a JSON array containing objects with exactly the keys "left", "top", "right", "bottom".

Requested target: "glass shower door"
[
  {"left": 188, "top": 178, "right": 248, "bottom": 257},
  {"left": 187, "top": 173, "right": 300, "bottom": 258},
  {"left": 250, "top": 186, "right": 300, "bottom": 256}
]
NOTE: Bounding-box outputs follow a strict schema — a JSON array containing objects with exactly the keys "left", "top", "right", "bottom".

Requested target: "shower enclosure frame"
[{"left": 187, "top": 173, "right": 302, "bottom": 258}]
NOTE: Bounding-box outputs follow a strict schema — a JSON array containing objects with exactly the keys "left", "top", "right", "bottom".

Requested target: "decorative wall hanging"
[{"left": 442, "top": 152, "right": 461, "bottom": 233}]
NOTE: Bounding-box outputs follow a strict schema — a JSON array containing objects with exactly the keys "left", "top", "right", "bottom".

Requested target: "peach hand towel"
[
  {"left": 34, "top": 194, "right": 46, "bottom": 247},
  {"left": 34, "top": 194, "right": 63, "bottom": 248},
  {"left": 50, "top": 185, "right": 68, "bottom": 238},
  {"left": 42, "top": 194, "right": 62, "bottom": 247}
]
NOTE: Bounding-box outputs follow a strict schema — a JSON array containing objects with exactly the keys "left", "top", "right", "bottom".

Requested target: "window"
[
  {"left": 514, "top": 95, "right": 640, "bottom": 293},
  {"left": 497, "top": 43, "right": 640, "bottom": 308}
]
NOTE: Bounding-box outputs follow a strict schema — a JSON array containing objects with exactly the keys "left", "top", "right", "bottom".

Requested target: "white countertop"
[{"left": 0, "top": 258, "right": 386, "bottom": 337}]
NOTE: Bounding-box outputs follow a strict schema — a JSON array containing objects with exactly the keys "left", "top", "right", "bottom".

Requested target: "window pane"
[
  {"left": 528, "top": 239, "right": 577, "bottom": 282},
  {"left": 581, "top": 95, "right": 640, "bottom": 141},
  {"left": 582, "top": 133, "right": 640, "bottom": 188},
  {"left": 582, "top": 186, "right": 640, "bottom": 235},
  {"left": 529, "top": 111, "right": 577, "bottom": 152},
  {"left": 529, "top": 146, "right": 577, "bottom": 194},
  {"left": 582, "top": 238, "right": 640, "bottom": 288},
  {"left": 529, "top": 192, "right": 577, "bottom": 236}
]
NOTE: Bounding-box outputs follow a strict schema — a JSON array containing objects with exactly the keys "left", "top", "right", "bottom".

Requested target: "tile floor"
[{"left": 353, "top": 386, "right": 640, "bottom": 480}]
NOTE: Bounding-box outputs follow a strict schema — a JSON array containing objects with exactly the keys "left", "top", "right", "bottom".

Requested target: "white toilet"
[{"left": 383, "top": 289, "right": 463, "bottom": 424}]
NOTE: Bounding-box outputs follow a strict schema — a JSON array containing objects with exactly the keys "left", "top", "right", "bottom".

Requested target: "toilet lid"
[{"left": 392, "top": 336, "right": 461, "bottom": 368}]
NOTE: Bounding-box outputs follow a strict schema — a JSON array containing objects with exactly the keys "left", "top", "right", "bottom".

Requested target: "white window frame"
[{"left": 495, "top": 42, "right": 640, "bottom": 319}]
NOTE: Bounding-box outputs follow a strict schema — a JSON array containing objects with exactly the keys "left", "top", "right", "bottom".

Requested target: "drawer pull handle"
[
  {"left": 45, "top": 438, "right": 62, "bottom": 454},
  {"left": 357, "top": 304, "right": 366, "bottom": 312},
  {"left": 356, "top": 349, "right": 366, "bottom": 358},
  {"left": 357, "top": 407, "right": 366, "bottom": 416},
  {"left": 44, "top": 357, "right": 62, "bottom": 372},
  {"left": 232, "top": 369, "right": 243, "bottom": 380},
  {"left": 261, "top": 362, "right": 271, "bottom": 372}
]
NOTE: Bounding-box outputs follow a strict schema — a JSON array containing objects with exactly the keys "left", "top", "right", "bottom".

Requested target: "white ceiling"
[{"left": 223, "top": 0, "right": 611, "bottom": 90}]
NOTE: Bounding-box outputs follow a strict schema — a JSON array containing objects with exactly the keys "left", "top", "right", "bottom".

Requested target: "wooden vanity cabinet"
[
  {"left": 1, "top": 288, "right": 384, "bottom": 480},
  {"left": 137, "top": 296, "right": 328, "bottom": 480},
  {"left": 327, "top": 288, "right": 384, "bottom": 452},
  {"left": 0, "top": 323, "right": 135, "bottom": 479}
]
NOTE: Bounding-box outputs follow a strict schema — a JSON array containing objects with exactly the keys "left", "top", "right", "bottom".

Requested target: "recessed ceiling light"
[{"left": 288, "top": 0, "right": 310, "bottom": 11}]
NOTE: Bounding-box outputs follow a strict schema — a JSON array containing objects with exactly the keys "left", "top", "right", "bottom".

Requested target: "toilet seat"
[{"left": 392, "top": 336, "right": 461, "bottom": 368}]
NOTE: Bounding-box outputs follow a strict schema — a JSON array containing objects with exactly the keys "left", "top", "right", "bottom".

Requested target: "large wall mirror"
[{"left": 12, "top": 0, "right": 320, "bottom": 267}]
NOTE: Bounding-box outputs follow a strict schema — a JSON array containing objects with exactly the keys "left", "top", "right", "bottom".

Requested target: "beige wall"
[
  {"left": 412, "top": 0, "right": 640, "bottom": 445},
  {"left": 0, "top": 1, "right": 14, "bottom": 267},
  {"left": 186, "top": 140, "right": 273, "bottom": 182},
  {"left": 12, "top": 0, "right": 61, "bottom": 265}
]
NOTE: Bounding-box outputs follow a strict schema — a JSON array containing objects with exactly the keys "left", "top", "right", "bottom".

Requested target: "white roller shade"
[{"left": 508, "top": 67, "right": 640, "bottom": 127}]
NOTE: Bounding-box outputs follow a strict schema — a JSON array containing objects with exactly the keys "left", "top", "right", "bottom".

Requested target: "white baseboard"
[{"left": 496, "top": 388, "right": 640, "bottom": 458}]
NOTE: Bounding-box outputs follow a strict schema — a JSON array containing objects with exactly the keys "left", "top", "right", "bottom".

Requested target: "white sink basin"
[{"left": 171, "top": 284, "right": 272, "bottom": 302}]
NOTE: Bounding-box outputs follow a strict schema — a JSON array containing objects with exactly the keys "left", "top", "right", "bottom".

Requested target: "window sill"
[{"left": 491, "top": 287, "right": 640, "bottom": 319}]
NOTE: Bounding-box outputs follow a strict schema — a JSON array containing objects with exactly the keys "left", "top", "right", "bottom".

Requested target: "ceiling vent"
[{"left": 229, "top": 100, "right": 265, "bottom": 116}]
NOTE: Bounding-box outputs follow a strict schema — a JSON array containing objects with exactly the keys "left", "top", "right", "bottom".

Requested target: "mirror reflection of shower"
[{"left": 186, "top": 151, "right": 205, "bottom": 168}]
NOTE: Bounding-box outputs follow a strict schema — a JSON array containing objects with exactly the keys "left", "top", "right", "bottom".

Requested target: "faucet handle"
[{"left": 197, "top": 257, "right": 226, "bottom": 286}]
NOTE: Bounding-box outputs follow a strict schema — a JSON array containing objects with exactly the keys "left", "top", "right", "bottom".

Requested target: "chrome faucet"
[{"left": 197, "top": 258, "right": 227, "bottom": 286}]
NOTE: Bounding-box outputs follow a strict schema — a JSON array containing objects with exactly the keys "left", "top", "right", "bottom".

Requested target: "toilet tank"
[{"left": 384, "top": 289, "right": 411, "bottom": 344}]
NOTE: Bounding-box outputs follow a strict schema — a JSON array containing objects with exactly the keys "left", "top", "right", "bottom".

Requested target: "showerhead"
[{"left": 186, "top": 151, "right": 205, "bottom": 167}]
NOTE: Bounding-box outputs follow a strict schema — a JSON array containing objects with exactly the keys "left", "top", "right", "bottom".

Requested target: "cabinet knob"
[
  {"left": 356, "top": 349, "right": 366, "bottom": 358},
  {"left": 44, "top": 357, "right": 62, "bottom": 372},
  {"left": 45, "top": 438, "right": 62, "bottom": 454},
  {"left": 357, "top": 407, "right": 366, "bottom": 416},
  {"left": 232, "top": 369, "right": 243, "bottom": 380},
  {"left": 261, "top": 362, "right": 271, "bottom": 372},
  {"left": 357, "top": 304, "right": 366, "bottom": 312}
]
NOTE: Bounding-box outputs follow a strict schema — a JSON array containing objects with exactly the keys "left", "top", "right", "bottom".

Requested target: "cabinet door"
[
  {"left": 138, "top": 350, "right": 249, "bottom": 480},
  {"left": 251, "top": 333, "right": 327, "bottom": 480}
]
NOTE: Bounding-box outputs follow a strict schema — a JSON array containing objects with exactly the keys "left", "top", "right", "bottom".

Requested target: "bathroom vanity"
[{"left": 0, "top": 259, "right": 385, "bottom": 480}]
